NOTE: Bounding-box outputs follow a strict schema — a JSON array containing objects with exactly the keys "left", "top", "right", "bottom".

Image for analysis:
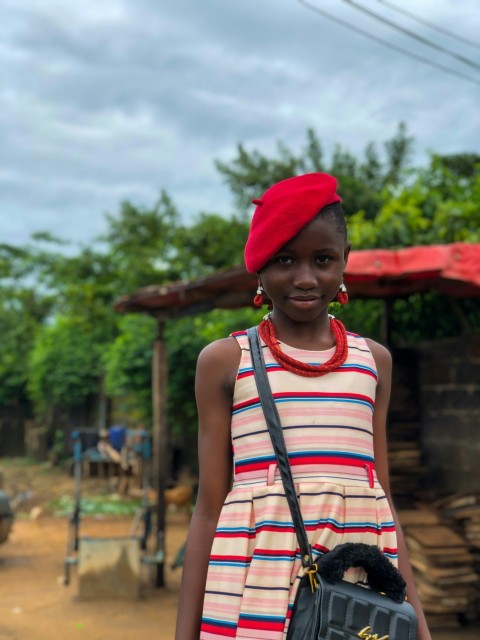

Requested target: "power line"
[
  {"left": 297, "top": 0, "right": 480, "bottom": 87},
  {"left": 343, "top": 0, "right": 480, "bottom": 73},
  {"left": 376, "top": 0, "right": 480, "bottom": 51}
]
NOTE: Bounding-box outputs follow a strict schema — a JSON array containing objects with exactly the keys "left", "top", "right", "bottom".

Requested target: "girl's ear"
[{"left": 343, "top": 242, "right": 352, "bottom": 266}]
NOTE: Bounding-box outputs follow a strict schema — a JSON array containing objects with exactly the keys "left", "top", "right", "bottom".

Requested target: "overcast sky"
[{"left": 2, "top": 0, "right": 479, "bottom": 248}]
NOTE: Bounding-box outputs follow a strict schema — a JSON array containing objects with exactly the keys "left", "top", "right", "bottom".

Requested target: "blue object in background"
[{"left": 108, "top": 425, "right": 126, "bottom": 451}]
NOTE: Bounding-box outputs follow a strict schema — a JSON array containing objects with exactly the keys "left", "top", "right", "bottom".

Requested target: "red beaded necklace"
[{"left": 258, "top": 315, "right": 348, "bottom": 377}]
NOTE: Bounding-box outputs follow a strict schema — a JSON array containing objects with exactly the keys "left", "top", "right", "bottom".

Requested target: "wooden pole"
[{"left": 152, "top": 319, "right": 169, "bottom": 587}]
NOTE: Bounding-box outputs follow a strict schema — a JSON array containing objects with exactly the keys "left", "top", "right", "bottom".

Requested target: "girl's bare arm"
[
  {"left": 367, "top": 339, "right": 432, "bottom": 640},
  {"left": 175, "top": 337, "right": 240, "bottom": 640}
]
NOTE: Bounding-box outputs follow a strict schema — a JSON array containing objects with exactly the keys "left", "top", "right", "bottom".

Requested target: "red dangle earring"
[
  {"left": 335, "top": 281, "right": 349, "bottom": 305},
  {"left": 253, "top": 281, "right": 266, "bottom": 307}
]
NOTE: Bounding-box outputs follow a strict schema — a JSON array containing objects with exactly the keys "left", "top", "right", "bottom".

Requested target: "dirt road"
[{"left": 0, "top": 514, "right": 184, "bottom": 640}]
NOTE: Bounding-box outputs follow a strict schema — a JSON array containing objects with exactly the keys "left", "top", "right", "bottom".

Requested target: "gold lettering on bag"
[{"left": 357, "top": 626, "right": 389, "bottom": 640}]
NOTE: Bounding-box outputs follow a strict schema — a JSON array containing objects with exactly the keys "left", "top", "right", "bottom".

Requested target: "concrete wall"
[{"left": 417, "top": 333, "right": 480, "bottom": 493}]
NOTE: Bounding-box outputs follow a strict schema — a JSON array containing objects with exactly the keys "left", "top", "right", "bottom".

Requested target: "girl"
[{"left": 175, "top": 173, "right": 431, "bottom": 640}]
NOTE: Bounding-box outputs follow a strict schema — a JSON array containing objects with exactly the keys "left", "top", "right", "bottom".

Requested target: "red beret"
[{"left": 244, "top": 173, "right": 341, "bottom": 273}]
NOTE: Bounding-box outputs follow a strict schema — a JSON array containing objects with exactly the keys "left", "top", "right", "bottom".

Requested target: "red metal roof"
[
  {"left": 115, "top": 243, "right": 480, "bottom": 318},
  {"left": 346, "top": 243, "right": 480, "bottom": 297}
]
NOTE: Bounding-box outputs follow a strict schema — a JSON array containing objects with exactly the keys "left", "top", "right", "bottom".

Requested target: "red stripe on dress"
[
  {"left": 215, "top": 531, "right": 256, "bottom": 539},
  {"left": 238, "top": 618, "right": 285, "bottom": 632},
  {"left": 210, "top": 555, "right": 252, "bottom": 563},
  {"left": 237, "top": 366, "right": 377, "bottom": 381},
  {"left": 236, "top": 454, "right": 374, "bottom": 474},
  {"left": 273, "top": 391, "right": 374, "bottom": 404},
  {"left": 200, "top": 622, "right": 237, "bottom": 637},
  {"left": 253, "top": 548, "right": 296, "bottom": 557}
]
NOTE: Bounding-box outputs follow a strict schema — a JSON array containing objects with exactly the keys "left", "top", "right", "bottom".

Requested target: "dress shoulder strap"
[{"left": 230, "top": 329, "right": 251, "bottom": 351}]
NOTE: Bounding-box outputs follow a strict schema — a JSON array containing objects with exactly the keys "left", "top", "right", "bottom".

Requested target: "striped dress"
[{"left": 200, "top": 330, "right": 398, "bottom": 640}]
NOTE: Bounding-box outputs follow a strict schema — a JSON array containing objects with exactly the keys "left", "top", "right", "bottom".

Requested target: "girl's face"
[{"left": 259, "top": 214, "right": 350, "bottom": 324}]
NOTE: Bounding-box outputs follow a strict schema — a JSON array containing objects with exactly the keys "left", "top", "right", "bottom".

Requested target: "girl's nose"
[{"left": 293, "top": 263, "right": 317, "bottom": 289}]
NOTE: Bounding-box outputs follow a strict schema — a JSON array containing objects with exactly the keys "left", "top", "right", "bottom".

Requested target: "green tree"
[
  {"left": 101, "top": 191, "right": 182, "bottom": 292},
  {"left": 348, "top": 156, "right": 480, "bottom": 248},
  {"left": 17, "top": 193, "right": 186, "bottom": 426},
  {"left": 104, "top": 304, "right": 263, "bottom": 435},
  {"left": 166, "top": 308, "right": 262, "bottom": 441},
  {"left": 0, "top": 243, "right": 53, "bottom": 406},
  {"left": 104, "top": 314, "right": 157, "bottom": 423},
  {"left": 172, "top": 213, "right": 249, "bottom": 278},
  {"left": 216, "top": 123, "right": 414, "bottom": 221},
  {"left": 28, "top": 315, "right": 106, "bottom": 417},
  {"left": 383, "top": 121, "right": 414, "bottom": 185},
  {"left": 0, "top": 290, "right": 47, "bottom": 406}
]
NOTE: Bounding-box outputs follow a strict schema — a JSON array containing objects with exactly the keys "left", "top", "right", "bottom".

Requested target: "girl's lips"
[{"left": 288, "top": 296, "right": 321, "bottom": 308}]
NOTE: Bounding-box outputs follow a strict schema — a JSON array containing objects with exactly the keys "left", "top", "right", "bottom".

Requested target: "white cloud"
[{"left": 1, "top": 0, "right": 479, "bottom": 246}]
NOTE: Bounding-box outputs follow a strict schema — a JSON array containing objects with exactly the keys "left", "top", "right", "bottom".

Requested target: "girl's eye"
[
  {"left": 316, "top": 255, "right": 332, "bottom": 264},
  {"left": 274, "top": 255, "right": 293, "bottom": 265}
]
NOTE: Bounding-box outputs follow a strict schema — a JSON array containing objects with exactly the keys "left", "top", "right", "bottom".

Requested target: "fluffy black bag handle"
[{"left": 316, "top": 542, "right": 407, "bottom": 603}]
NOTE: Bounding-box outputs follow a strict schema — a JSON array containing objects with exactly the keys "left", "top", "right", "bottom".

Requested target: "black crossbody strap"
[{"left": 247, "top": 326, "right": 313, "bottom": 568}]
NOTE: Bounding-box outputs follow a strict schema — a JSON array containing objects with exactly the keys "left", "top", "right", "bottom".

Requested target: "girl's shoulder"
[
  {"left": 346, "top": 331, "right": 391, "bottom": 363},
  {"left": 364, "top": 337, "right": 392, "bottom": 362},
  {"left": 364, "top": 338, "right": 392, "bottom": 381},
  {"left": 230, "top": 329, "right": 250, "bottom": 349},
  {"left": 197, "top": 336, "right": 242, "bottom": 393},
  {"left": 198, "top": 335, "right": 241, "bottom": 366}
]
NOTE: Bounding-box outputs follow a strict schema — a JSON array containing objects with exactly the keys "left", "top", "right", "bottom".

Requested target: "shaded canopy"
[{"left": 115, "top": 243, "right": 480, "bottom": 318}]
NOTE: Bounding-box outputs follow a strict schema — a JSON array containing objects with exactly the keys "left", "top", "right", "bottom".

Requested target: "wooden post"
[{"left": 152, "top": 319, "right": 169, "bottom": 587}]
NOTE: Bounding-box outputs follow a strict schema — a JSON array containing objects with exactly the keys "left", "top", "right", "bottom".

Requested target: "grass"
[
  {"left": 49, "top": 494, "right": 143, "bottom": 517},
  {"left": 0, "top": 456, "right": 39, "bottom": 468},
  {"left": 2, "top": 457, "right": 146, "bottom": 518}
]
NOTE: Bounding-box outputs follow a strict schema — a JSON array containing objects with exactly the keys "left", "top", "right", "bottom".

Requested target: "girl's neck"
[{"left": 268, "top": 311, "right": 335, "bottom": 351}]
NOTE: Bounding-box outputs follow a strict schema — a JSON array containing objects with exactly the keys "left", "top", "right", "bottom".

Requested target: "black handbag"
[{"left": 247, "top": 327, "right": 418, "bottom": 640}]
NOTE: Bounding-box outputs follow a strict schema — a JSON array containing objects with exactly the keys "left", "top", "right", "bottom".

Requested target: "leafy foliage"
[
  {"left": 27, "top": 315, "right": 107, "bottom": 415},
  {"left": 104, "top": 314, "right": 157, "bottom": 422},
  {"left": 172, "top": 213, "right": 249, "bottom": 279},
  {"left": 166, "top": 308, "right": 262, "bottom": 437},
  {"left": 50, "top": 494, "right": 142, "bottom": 517},
  {"left": 101, "top": 191, "right": 182, "bottom": 291},
  {"left": 0, "top": 290, "right": 46, "bottom": 406},
  {"left": 349, "top": 156, "right": 480, "bottom": 248},
  {"left": 216, "top": 124, "right": 414, "bottom": 220}
]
